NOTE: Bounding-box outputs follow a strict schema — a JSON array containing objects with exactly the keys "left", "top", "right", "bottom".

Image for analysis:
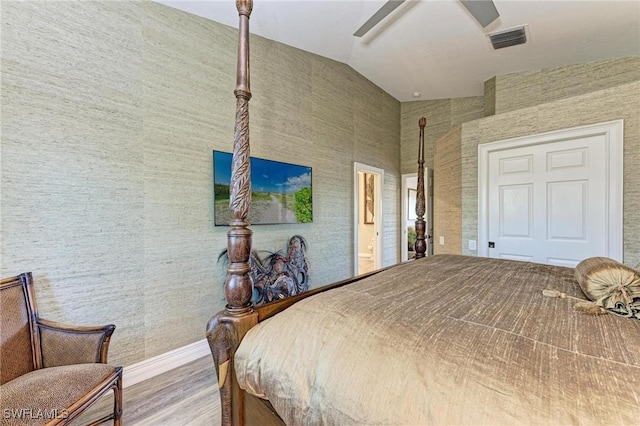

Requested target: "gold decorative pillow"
[{"left": 574, "top": 257, "right": 640, "bottom": 318}]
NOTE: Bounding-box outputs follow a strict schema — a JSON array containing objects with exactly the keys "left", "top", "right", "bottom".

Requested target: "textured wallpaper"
[
  {"left": 488, "top": 57, "right": 640, "bottom": 115},
  {"left": 400, "top": 97, "right": 484, "bottom": 173},
  {"left": 1, "top": 1, "right": 401, "bottom": 366},
  {"left": 434, "top": 127, "right": 462, "bottom": 255}
]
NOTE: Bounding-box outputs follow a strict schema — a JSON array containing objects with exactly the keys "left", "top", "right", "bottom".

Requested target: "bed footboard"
[
  {"left": 206, "top": 265, "right": 393, "bottom": 426},
  {"left": 206, "top": 312, "right": 257, "bottom": 426}
]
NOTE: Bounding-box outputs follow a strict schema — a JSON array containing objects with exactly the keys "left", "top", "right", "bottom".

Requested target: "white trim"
[
  {"left": 478, "top": 119, "right": 624, "bottom": 261},
  {"left": 354, "top": 162, "right": 385, "bottom": 274},
  {"left": 123, "top": 338, "right": 210, "bottom": 388}
]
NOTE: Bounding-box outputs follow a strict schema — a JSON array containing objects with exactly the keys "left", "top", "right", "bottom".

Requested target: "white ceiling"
[{"left": 156, "top": 0, "right": 640, "bottom": 102}]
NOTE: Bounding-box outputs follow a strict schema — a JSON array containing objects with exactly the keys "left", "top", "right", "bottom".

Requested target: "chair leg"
[{"left": 113, "top": 368, "right": 123, "bottom": 426}]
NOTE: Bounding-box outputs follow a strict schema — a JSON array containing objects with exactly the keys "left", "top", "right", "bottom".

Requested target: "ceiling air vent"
[{"left": 489, "top": 26, "right": 527, "bottom": 50}]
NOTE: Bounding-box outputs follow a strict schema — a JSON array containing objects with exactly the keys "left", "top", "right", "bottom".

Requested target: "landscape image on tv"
[{"left": 214, "top": 151, "right": 312, "bottom": 225}]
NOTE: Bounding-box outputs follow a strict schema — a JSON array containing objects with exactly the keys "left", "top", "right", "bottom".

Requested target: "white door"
[{"left": 487, "top": 135, "right": 609, "bottom": 267}]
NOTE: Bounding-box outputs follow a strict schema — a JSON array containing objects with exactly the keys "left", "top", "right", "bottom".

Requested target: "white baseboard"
[{"left": 123, "top": 338, "right": 211, "bottom": 388}]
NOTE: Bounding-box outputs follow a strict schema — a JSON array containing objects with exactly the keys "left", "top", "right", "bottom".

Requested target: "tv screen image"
[{"left": 213, "top": 151, "right": 312, "bottom": 225}]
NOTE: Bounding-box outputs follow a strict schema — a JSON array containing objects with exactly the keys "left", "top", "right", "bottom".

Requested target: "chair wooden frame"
[{"left": 0, "top": 272, "right": 122, "bottom": 425}]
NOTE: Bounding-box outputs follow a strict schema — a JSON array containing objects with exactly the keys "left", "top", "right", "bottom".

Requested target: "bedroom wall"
[
  {"left": 400, "top": 97, "right": 484, "bottom": 173},
  {"left": 484, "top": 57, "right": 640, "bottom": 116},
  {"left": 461, "top": 80, "right": 640, "bottom": 266},
  {"left": 0, "top": 1, "right": 400, "bottom": 366},
  {"left": 433, "top": 127, "right": 462, "bottom": 255}
]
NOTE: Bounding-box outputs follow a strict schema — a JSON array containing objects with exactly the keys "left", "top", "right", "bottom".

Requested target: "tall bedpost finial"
[
  {"left": 414, "top": 117, "right": 427, "bottom": 258},
  {"left": 236, "top": 0, "right": 253, "bottom": 16},
  {"left": 225, "top": 0, "right": 254, "bottom": 315}
]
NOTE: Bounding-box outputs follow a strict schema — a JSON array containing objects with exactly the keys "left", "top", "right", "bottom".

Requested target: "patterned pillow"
[{"left": 574, "top": 257, "right": 640, "bottom": 318}]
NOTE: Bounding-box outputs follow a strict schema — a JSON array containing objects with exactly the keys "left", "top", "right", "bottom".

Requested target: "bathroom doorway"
[{"left": 354, "top": 163, "right": 384, "bottom": 275}]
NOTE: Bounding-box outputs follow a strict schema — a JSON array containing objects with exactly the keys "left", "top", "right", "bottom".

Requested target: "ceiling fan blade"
[
  {"left": 459, "top": 0, "right": 499, "bottom": 27},
  {"left": 353, "top": 0, "right": 406, "bottom": 37}
]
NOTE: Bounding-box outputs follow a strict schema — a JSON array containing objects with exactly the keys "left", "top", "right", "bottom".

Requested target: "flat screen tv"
[{"left": 213, "top": 151, "right": 312, "bottom": 225}]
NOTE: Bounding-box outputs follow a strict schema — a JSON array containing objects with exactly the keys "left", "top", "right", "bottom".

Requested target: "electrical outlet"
[
  {"left": 439, "top": 236, "right": 445, "bottom": 246},
  {"left": 469, "top": 240, "right": 477, "bottom": 250}
]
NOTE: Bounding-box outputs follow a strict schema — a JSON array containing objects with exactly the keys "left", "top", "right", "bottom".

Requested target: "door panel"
[
  {"left": 547, "top": 180, "right": 587, "bottom": 241},
  {"left": 500, "top": 155, "right": 533, "bottom": 175},
  {"left": 547, "top": 147, "right": 587, "bottom": 171},
  {"left": 499, "top": 253, "right": 533, "bottom": 262},
  {"left": 499, "top": 184, "right": 532, "bottom": 238}
]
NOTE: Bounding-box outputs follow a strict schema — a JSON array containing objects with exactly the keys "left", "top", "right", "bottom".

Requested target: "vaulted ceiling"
[{"left": 156, "top": 0, "right": 640, "bottom": 101}]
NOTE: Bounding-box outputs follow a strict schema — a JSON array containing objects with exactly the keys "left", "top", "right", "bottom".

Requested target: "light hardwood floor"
[{"left": 77, "top": 356, "right": 221, "bottom": 425}]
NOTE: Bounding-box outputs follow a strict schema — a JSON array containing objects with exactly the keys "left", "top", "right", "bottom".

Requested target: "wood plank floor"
[{"left": 76, "top": 356, "right": 221, "bottom": 425}]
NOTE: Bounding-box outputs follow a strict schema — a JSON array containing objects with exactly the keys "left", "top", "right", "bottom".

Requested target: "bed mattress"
[{"left": 235, "top": 255, "right": 640, "bottom": 425}]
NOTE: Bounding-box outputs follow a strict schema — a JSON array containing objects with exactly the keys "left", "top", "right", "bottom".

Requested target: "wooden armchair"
[{"left": 0, "top": 272, "right": 122, "bottom": 425}]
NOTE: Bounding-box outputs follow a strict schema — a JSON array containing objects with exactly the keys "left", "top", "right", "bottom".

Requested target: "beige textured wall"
[
  {"left": 487, "top": 57, "right": 640, "bottom": 115},
  {"left": 1, "top": 1, "right": 400, "bottom": 366},
  {"left": 461, "top": 81, "right": 640, "bottom": 265},
  {"left": 400, "top": 97, "right": 484, "bottom": 173},
  {"left": 433, "top": 127, "right": 462, "bottom": 255},
  {"left": 483, "top": 77, "right": 496, "bottom": 117}
]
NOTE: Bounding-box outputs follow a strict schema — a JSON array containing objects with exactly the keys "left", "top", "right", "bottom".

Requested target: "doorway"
[
  {"left": 401, "top": 171, "right": 433, "bottom": 261},
  {"left": 354, "top": 163, "right": 384, "bottom": 275},
  {"left": 478, "top": 120, "right": 623, "bottom": 266}
]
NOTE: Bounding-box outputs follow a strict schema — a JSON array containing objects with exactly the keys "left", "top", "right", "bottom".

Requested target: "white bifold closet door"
[{"left": 487, "top": 135, "right": 608, "bottom": 268}]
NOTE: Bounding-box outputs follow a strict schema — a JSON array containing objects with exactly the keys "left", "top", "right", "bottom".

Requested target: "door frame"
[
  {"left": 354, "top": 162, "right": 384, "bottom": 274},
  {"left": 478, "top": 119, "right": 624, "bottom": 261}
]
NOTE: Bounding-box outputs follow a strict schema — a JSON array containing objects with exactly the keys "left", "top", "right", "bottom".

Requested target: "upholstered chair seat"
[{"left": 0, "top": 273, "right": 122, "bottom": 425}]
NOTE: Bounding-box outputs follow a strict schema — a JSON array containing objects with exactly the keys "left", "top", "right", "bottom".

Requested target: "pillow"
[{"left": 574, "top": 257, "right": 640, "bottom": 318}]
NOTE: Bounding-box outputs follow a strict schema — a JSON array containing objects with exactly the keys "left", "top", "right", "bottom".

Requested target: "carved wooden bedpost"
[
  {"left": 207, "top": 2, "right": 259, "bottom": 425},
  {"left": 414, "top": 117, "right": 427, "bottom": 258},
  {"left": 225, "top": 0, "right": 254, "bottom": 315}
]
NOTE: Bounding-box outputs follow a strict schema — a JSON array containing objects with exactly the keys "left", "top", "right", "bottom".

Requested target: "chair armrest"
[{"left": 37, "top": 318, "right": 115, "bottom": 367}]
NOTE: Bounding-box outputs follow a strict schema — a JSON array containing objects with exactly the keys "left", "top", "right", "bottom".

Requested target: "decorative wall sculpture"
[{"left": 218, "top": 235, "right": 310, "bottom": 306}]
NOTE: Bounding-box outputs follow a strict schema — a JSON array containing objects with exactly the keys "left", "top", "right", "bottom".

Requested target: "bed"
[{"left": 206, "top": 2, "right": 640, "bottom": 425}]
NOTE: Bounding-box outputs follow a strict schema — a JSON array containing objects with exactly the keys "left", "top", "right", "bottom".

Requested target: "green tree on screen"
[{"left": 294, "top": 187, "right": 312, "bottom": 223}]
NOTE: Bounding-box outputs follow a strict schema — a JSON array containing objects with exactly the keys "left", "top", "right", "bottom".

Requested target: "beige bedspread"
[{"left": 235, "top": 255, "right": 640, "bottom": 425}]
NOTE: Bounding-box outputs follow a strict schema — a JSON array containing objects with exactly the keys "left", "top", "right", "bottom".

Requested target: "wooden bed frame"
[{"left": 205, "top": 2, "right": 427, "bottom": 424}]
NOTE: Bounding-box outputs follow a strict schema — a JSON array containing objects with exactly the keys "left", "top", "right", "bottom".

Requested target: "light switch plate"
[
  {"left": 469, "top": 240, "right": 477, "bottom": 250},
  {"left": 439, "top": 236, "right": 445, "bottom": 245}
]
